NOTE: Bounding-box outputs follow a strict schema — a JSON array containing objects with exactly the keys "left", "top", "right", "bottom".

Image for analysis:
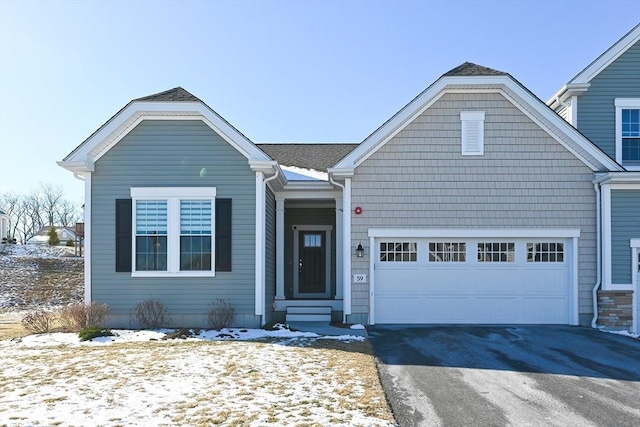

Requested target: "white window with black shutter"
[{"left": 115, "top": 187, "right": 232, "bottom": 276}]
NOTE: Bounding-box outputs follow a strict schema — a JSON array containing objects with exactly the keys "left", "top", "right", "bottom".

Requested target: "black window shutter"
[
  {"left": 215, "top": 199, "right": 232, "bottom": 271},
  {"left": 115, "top": 199, "right": 132, "bottom": 272}
]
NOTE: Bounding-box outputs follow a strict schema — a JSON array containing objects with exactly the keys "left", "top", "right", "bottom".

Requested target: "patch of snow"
[
  {"left": 0, "top": 243, "right": 75, "bottom": 258},
  {"left": 10, "top": 326, "right": 365, "bottom": 347},
  {"left": 0, "top": 327, "right": 391, "bottom": 426},
  {"left": 597, "top": 327, "right": 639, "bottom": 339},
  {"left": 281, "top": 165, "right": 328, "bottom": 181},
  {"left": 351, "top": 323, "right": 366, "bottom": 330}
]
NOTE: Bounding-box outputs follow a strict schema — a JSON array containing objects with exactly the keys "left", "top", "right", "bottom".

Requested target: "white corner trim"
[
  {"left": 631, "top": 238, "right": 640, "bottom": 248},
  {"left": 343, "top": 178, "right": 352, "bottom": 317},
  {"left": 367, "top": 228, "right": 581, "bottom": 238},
  {"left": 572, "top": 237, "right": 579, "bottom": 325},
  {"left": 601, "top": 183, "right": 613, "bottom": 290},
  {"left": 255, "top": 172, "right": 265, "bottom": 319},
  {"left": 84, "top": 172, "right": 91, "bottom": 305}
]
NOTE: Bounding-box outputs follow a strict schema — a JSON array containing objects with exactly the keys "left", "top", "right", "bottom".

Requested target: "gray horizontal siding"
[
  {"left": 611, "top": 189, "right": 640, "bottom": 284},
  {"left": 91, "top": 120, "right": 257, "bottom": 327},
  {"left": 576, "top": 41, "right": 640, "bottom": 157},
  {"left": 264, "top": 187, "right": 276, "bottom": 323},
  {"left": 350, "top": 92, "right": 597, "bottom": 324}
]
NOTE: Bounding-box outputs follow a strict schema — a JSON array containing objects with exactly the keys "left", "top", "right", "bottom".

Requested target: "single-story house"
[
  {"left": 27, "top": 226, "right": 78, "bottom": 245},
  {"left": 59, "top": 25, "right": 639, "bottom": 332}
]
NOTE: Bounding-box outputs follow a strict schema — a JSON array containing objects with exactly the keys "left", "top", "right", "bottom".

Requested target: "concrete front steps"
[{"left": 286, "top": 306, "right": 332, "bottom": 323}]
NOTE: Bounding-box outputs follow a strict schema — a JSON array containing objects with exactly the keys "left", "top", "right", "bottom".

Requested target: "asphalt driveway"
[{"left": 369, "top": 326, "right": 640, "bottom": 427}]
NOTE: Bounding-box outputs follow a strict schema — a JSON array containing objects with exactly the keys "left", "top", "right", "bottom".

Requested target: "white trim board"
[
  {"left": 60, "top": 101, "right": 270, "bottom": 173},
  {"left": 368, "top": 228, "right": 581, "bottom": 238}
]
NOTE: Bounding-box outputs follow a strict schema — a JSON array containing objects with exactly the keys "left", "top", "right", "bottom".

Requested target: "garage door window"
[
  {"left": 380, "top": 242, "right": 417, "bottom": 262},
  {"left": 527, "top": 242, "right": 564, "bottom": 262},
  {"left": 429, "top": 242, "right": 466, "bottom": 262},
  {"left": 477, "top": 242, "right": 515, "bottom": 262}
]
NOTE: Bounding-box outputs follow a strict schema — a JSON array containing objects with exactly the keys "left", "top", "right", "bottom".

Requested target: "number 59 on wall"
[{"left": 353, "top": 274, "right": 367, "bottom": 283}]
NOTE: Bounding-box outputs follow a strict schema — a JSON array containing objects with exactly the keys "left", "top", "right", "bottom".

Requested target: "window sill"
[{"left": 131, "top": 271, "right": 216, "bottom": 278}]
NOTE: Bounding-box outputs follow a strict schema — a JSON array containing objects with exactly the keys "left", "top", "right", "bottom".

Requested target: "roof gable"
[
  {"left": 332, "top": 62, "right": 623, "bottom": 173},
  {"left": 548, "top": 24, "right": 640, "bottom": 105},
  {"left": 59, "top": 88, "right": 270, "bottom": 173},
  {"left": 257, "top": 143, "right": 357, "bottom": 171}
]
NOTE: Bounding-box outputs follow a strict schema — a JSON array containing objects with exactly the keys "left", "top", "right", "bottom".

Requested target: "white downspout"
[
  {"left": 591, "top": 182, "right": 602, "bottom": 328},
  {"left": 329, "top": 175, "right": 350, "bottom": 323},
  {"left": 256, "top": 168, "right": 279, "bottom": 326}
]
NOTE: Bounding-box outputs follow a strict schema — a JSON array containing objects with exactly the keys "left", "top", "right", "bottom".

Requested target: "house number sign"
[{"left": 353, "top": 274, "right": 367, "bottom": 283}]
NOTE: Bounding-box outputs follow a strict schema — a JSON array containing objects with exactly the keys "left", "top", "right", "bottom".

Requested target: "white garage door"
[{"left": 373, "top": 237, "right": 573, "bottom": 324}]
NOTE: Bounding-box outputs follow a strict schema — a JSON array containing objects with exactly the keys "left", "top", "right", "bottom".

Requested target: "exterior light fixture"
[{"left": 356, "top": 243, "right": 364, "bottom": 258}]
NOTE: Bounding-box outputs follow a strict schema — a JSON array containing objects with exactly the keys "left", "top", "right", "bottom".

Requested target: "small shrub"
[
  {"left": 134, "top": 299, "right": 168, "bottom": 329},
  {"left": 21, "top": 310, "right": 55, "bottom": 334},
  {"left": 79, "top": 326, "right": 113, "bottom": 341},
  {"left": 65, "top": 238, "right": 74, "bottom": 247},
  {"left": 47, "top": 226, "right": 60, "bottom": 246},
  {"left": 59, "top": 302, "right": 109, "bottom": 332},
  {"left": 207, "top": 299, "right": 235, "bottom": 330}
]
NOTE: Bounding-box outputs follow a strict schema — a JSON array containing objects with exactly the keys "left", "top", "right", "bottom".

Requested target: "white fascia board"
[
  {"left": 546, "top": 83, "right": 591, "bottom": 108},
  {"left": 65, "top": 101, "right": 270, "bottom": 165},
  {"left": 570, "top": 24, "right": 640, "bottom": 85},
  {"left": 57, "top": 160, "right": 95, "bottom": 173},
  {"left": 368, "top": 228, "right": 581, "bottom": 238},
  {"left": 593, "top": 172, "right": 640, "bottom": 185},
  {"left": 248, "top": 159, "right": 278, "bottom": 175}
]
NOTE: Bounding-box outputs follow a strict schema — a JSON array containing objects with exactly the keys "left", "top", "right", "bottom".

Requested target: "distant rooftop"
[
  {"left": 257, "top": 143, "right": 358, "bottom": 171},
  {"left": 133, "top": 87, "right": 201, "bottom": 102},
  {"left": 443, "top": 62, "right": 507, "bottom": 77}
]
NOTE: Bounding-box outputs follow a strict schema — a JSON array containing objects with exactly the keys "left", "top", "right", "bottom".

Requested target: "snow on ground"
[
  {"left": 0, "top": 326, "right": 393, "bottom": 427},
  {"left": 0, "top": 243, "right": 76, "bottom": 258},
  {"left": 598, "top": 328, "right": 640, "bottom": 339}
]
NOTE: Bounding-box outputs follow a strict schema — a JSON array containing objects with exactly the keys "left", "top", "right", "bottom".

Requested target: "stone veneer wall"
[{"left": 596, "top": 291, "right": 633, "bottom": 327}]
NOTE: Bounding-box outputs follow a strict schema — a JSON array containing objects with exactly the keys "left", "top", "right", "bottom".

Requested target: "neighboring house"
[
  {"left": 0, "top": 210, "right": 8, "bottom": 241},
  {"left": 27, "top": 226, "right": 78, "bottom": 245},
  {"left": 548, "top": 24, "right": 640, "bottom": 334},
  {"left": 59, "top": 30, "right": 636, "bottom": 332}
]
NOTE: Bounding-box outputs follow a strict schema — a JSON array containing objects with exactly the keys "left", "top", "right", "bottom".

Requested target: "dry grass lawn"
[{"left": 0, "top": 335, "right": 395, "bottom": 426}]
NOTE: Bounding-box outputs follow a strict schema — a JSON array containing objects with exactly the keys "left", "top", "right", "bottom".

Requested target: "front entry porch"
[{"left": 273, "top": 196, "right": 344, "bottom": 323}]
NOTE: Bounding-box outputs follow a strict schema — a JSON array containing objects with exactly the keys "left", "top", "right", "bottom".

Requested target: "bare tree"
[
  {"left": 0, "top": 183, "right": 82, "bottom": 243},
  {"left": 57, "top": 199, "right": 81, "bottom": 227},
  {"left": 39, "top": 183, "right": 64, "bottom": 227}
]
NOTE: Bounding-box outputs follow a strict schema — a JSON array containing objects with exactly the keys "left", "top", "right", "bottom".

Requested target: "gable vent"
[{"left": 461, "top": 111, "right": 485, "bottom": 156}]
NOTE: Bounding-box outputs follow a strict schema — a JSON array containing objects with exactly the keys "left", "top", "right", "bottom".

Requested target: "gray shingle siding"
[
  {"left": 349, "top": 92, "right": 597, "bottom": 325},
  {"left": 575, "top": 41, "right": 640, "bottom": 157},
  {"left": 91, "top": 120, "right": 259, "bottom": 328},
  {"left": 611, "top": 189, "right": 640, "bottom": 284}
]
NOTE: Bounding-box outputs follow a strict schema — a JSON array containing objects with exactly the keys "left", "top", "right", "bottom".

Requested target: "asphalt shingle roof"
[
  {"left": 257, "top": 144, "right": 358, "bottom": 171},
  {"left": 133, "top": 87, "right": 201, "bottom": 102},
  {"left": 443, "top": 62, "right": 507, "bottom": 77}
]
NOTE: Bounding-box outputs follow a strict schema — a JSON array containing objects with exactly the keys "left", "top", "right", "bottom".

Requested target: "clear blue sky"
[{"left": 1, "top": 0, "right": 639, "bottom": 203}]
